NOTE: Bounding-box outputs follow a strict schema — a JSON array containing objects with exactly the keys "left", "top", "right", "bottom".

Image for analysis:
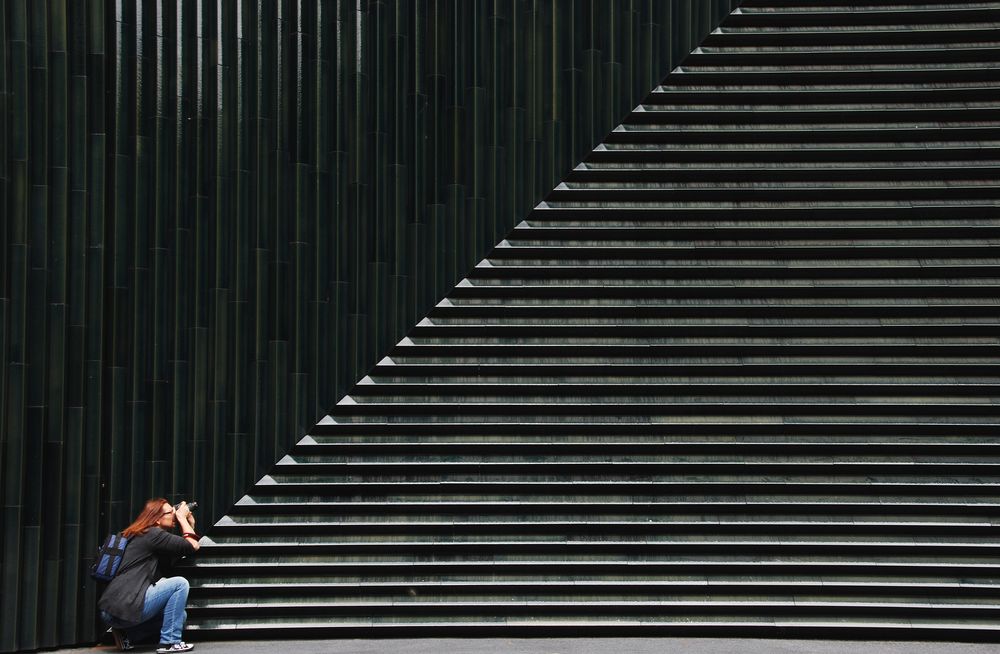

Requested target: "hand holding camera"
[{"left": 173, "top": 501, "right": 197, "bottom": 526}]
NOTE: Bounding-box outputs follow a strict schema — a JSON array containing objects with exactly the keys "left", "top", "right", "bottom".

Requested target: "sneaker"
[
  {"left": 109, "top": 628, "right": 133, "bottom": 651},
  {"left": 156, "top": 643, "right": 194, "bottom": 653}
]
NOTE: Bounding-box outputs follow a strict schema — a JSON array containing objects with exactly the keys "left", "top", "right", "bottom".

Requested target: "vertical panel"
[{"left": 1, "top": 244, "right": 28, "bottom": 650}]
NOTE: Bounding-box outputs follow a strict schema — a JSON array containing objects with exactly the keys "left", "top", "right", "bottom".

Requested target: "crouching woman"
[{"left": 98, "top": 498, "right": 201, "bottom": 653}]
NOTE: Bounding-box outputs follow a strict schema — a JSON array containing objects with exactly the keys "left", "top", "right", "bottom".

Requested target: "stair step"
[
  {"left": 184, "top": 600, "right": 1000, "bottom": 620},
  {"left": 445, "top": 285, "right": 1000, "bottom": 300},
  {"left": 508, "top": 224, "right": 1000, "bottom": 238},
  {"left": 468, "top": 265, "right": 1000, "bottom": 279},
  {"left": 254, "top": 476, "right": 1000, "bottom": 492},
  {"left": 586, "top": 146, "right": 1000, "bottom": 161},
  {"left": 206, "top": 521, "right": 1000, "bottom": 540},
  {"left": 526, "top": 206, "right": 1000, "bottom": 221},
  {"left": 662, "top": 69, "right": 1000, "bottom": 87},
  {"left": 685, "top": 49, "right": 1000, "bottom": 66},
  {"left": 723, "top": 8, "right": 1000, "bottom": 27},
  {"left": 409, "top": 308, "right": 1000, "bottom": 318},
  {"left": 738, "top": 1, "right": 999, "bottom": 8},
  {"left": 646, "top": 87, "right": 1000, "bottom": 104},
  {"left": 603, "top": 125, "right": 1000, "bottom": 144},
  {"left": 184, "top": 560, "right": 1000, "bottom": 577},
  {"left": 490, "top": 247, "right": 1000, "bottom": 260},
  {"left": 180, "top": 626, "right": 1000, "bottom": 643},
  {"left": 566, "top": 166, "right": 1000, "bottom": 182},
  {"left": 228, "top": 499, "right": 1000, "bottom": 513},
  {"left": 348, "top": 383, "right": 1000, "bottom": 400}
]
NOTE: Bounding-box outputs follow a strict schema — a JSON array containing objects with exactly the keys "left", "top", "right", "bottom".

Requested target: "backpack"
[{"left": 90, "top": 533, "right": 131, "bottom": 582}]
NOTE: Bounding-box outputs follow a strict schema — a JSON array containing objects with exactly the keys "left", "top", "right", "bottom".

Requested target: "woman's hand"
[
  {"left": 175, "top": 501, "right": 192, "bottom": 520},
  {"left": 174, "top": 503, "right": 201, "bottom": 551}
]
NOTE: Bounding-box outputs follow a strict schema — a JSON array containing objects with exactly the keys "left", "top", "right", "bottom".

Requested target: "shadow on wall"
[{"left": 0, "top": 1, "right": 741, "bottom": 651}]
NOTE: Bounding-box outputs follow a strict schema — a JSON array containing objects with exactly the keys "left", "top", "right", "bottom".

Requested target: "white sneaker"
[{"left": 156, "top": 643, "right": 194, "bottom": 653}]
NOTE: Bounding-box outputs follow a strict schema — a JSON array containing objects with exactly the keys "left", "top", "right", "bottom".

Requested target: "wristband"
[{"left": 183, "top": 532, "right": 199, "bottom": 540}]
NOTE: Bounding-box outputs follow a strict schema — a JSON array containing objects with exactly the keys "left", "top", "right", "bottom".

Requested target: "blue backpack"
[{"left": 90, "top": 534, "right": 131, "bottom": 582}]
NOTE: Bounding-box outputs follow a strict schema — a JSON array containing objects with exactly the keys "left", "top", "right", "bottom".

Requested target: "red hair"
[{"left": 122, "top": 497, "right": 170, "bottom": 538}]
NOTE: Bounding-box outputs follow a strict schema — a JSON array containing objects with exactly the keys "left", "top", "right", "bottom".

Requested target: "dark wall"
[{"left": 0, "top": 1, "right": 740, "bottom": 650}]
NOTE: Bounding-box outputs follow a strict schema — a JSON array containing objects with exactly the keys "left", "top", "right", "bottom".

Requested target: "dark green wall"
[{"left": 0, "top": 1, "right": 739, "bottom": 650}]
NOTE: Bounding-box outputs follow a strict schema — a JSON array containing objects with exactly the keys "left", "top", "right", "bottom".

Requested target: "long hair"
[{"left": 122, "top": 497, "right": 170, "bottom": 538}]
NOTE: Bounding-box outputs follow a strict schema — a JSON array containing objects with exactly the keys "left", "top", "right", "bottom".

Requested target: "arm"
[{"left": 175, "top": 502, "right": 201, "bottom": 551}]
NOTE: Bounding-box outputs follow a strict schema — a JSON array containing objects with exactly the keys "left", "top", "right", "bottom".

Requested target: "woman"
[{"left": 98, "top": 498, "right": 201, "bottom": 653}]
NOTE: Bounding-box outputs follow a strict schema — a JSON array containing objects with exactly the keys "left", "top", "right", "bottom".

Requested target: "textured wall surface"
[{"left": 0, "top": 1, "right": 739, "bottom": 650}]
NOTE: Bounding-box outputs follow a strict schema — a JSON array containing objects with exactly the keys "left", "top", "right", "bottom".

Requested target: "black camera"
[{"left": 173, "top": 501, "right": 198, "bottom": 510}]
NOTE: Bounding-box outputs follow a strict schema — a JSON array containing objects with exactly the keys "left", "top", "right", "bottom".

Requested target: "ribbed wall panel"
[{"left": 0, "top": 1, "right": 739, "bottom": 651}]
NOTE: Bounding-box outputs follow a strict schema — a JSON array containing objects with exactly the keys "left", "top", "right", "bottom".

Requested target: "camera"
[{"left": 173, "top": 501, "right": 198, "bottom": 510}]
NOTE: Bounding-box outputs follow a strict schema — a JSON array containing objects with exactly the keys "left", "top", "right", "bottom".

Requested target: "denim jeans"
[{"left": 101, "top": 576, "right": 190, "bottom": 645}]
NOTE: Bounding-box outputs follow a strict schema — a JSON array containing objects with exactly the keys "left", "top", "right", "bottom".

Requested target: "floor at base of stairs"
[{"left": 66, "top": 637, "right": 1000, "bottom": 654}]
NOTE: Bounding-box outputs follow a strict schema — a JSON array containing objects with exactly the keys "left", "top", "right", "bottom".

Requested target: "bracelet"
[{"left": 183, "top": 532, "right": 199, "bottom": 540}]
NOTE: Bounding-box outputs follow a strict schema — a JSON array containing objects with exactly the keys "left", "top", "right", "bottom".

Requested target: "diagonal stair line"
[{"left": 183, "top": 0, "right": 1000, "bottom": 640}]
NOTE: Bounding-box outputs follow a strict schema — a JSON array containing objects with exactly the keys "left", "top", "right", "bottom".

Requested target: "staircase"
[{"left": 184, "top": 0, "right": 1000, "bottom": 641}]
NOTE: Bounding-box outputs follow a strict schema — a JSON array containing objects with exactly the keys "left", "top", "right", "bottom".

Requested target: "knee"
[{"left": 165, "top": 576, "right": 190, "bottom": 596}]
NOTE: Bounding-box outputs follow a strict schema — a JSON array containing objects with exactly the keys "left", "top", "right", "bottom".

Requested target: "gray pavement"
[{"left": 55, "top": 638, "right": 1000, "bottom": 654}]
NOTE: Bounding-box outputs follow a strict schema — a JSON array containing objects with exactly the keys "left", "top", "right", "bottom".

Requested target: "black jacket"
[{"left": 97, "top": 528, "right": 195, "bottom": 623}]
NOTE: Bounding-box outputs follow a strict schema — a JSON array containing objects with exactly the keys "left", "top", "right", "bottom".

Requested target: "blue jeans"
[{"left": 102, "top": 576, "right": 190, "bottom": 645}]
